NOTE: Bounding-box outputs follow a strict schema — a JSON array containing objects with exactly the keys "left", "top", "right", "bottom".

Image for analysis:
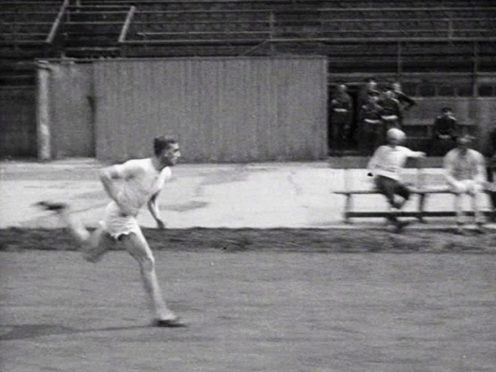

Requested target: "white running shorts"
[{"left": 100, "top": 202, "right": 141, "bottom": 240}]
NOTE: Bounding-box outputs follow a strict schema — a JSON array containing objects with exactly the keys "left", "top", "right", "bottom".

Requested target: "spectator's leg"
[
  {"left": 375, "top": 176, "right": 397, "bottom": 208},
  {"left": 375, "top": 124, "right": 385, "bottom": 150},
  {"left": 391, "top": 180, "right": 412, "bottom": 231},
  {"left": 486, "top": 166, "right": 496, "bottom": 218},
  {"left": 375, "top": 176, "right": 399, "bottom": 224},
  {"left": 452, "top": 192, "right": 465, "bottom": 227},
  {"left": 394, "top": 182, "right": 411, "bottom": 209},
  {"left": 469, "top": 182, "right": 484, "bottom": 226},
  {"left": 428, "top": 138, "right": 437, "bottom": 157},
  {"left": 361, "top": 126, "right": 374, "bottom": 156},
  {"left": 333, "top": 123, "right": 344, "bottom": 156},
  {"left": 447, "top": 180, "right": 465, "bottom": 228},
  {"left": 358, "top": 125, "right": 366, "bottom": 155},
  {"left": 330, "top": 121, "right": 338, "bottom": 155}
]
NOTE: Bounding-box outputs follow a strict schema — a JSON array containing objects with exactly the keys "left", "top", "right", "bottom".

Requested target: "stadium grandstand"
[{"left": 1, "top": 0, "right": 496, "bottom": 158}]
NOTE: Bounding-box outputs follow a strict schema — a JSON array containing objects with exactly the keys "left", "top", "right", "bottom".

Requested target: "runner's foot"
[
  {"left": 35, "top": 201, "right": 68, "bottom": 212},
  {"left": 152, "top": 317, "right": 186, "bottom": 328}
]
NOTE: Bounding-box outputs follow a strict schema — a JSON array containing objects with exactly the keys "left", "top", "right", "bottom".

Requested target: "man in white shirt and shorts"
[
  {"left": 37, "top": 136, "right": 184, "bottom": 327},
  {"left": 367, "top": 128, "right": 426, "bottom": 231}
]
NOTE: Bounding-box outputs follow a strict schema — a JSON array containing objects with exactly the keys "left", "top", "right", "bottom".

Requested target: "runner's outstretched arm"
[{"left": 148, "top": 192, "right": 166, "bottom": 229}]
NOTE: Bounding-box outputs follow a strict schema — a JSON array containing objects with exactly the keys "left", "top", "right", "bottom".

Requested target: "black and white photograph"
[{"left": 1, "top": 0, "right": 495, "bottom": 371}]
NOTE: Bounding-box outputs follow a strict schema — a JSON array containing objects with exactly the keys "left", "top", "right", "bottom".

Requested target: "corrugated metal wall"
[
  {"left": 48, "top": 63, "right": 95, "bottom": 158},
  {"left": 93, "top": 57, "right": 328, "bottom": 162},
  {"left": 0, "top": 88, "right": 36, "bottom": 157}
]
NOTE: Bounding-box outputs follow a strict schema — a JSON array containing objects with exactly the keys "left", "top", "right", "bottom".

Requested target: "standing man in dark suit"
[
  {"left": 430, "top": 107, "right": 458, "bottom": 156},
  {"left": 329, "top": 82, "right": 353, "bottom": 156},
  {"left": 358, "top": 90, "right": 384, "bottom": 156}
]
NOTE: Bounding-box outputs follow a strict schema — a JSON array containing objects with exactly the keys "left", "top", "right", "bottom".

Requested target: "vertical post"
[
  {"left": 269, "top": 11, "right": 275, "bottom": 54},
  {"left": 344, "top": 194, "right": 352, "bottom": 223},
  {"left": 473, "top": 41, "right": 479, "bottom": 97},
  {"left": 343, "top": 167, "right": 352, "bottom": 223},
  {"left": 119, "top": 6, "right": 136, "bottom": 57},
  {"left": 37, "top": 63, "right": 51, "bottom": 161},
  {"left": 415, "top": 157, "right": 426, "bottom": 222},
  {"left": 396, "top": 41, "right": 402, "bottom": 78}
]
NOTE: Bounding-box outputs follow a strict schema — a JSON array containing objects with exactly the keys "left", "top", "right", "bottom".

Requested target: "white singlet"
[{"left": 100, "top": 158, "right": 171, "bottom": 239}]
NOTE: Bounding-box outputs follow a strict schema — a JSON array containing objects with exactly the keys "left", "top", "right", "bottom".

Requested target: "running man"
[
  {"left": 367, "top": 128, "right": 426, "bottom": 231},
  {"left": 37, "top": 136, "right": 184, "bottom": 327}
]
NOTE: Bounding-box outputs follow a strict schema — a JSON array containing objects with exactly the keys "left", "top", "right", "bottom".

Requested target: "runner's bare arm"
[
  {"left": 148, "top": 192, "right": 166, "bottom": 229},
  {"left": 99, "top": 166, "right": 124, "bottom": 202}
]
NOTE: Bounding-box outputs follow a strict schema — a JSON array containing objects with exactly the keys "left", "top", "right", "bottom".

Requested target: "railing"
[
  {"left": 124, "top": 6, "right": 496, "bottom": 40},
  {"left": 119, "top": 5, "right": 136, "bottom": 43},
  {"left": 46, "top": 0, "right": 69, "bottom": 44}
]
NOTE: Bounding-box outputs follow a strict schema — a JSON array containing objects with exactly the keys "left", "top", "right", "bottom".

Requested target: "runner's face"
[{"left": 160, "top": 143, "right": 181, "bottom": 166}]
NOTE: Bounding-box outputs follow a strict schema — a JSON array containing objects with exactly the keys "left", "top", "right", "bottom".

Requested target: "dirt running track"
[{"left": 1, "top": 229, "right": 496, "bottom": 372}]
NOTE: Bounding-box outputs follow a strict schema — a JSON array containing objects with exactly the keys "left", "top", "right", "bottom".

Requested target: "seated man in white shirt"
[
  {"left": 443, "top": 135, "right": 486, "bottom": 234},
  {"left": 368, "top": 128, "right": 426, "bottom": 231}
]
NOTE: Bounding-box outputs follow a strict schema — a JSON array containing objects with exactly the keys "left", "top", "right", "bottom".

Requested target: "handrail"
[
  {"left": 119, "top": 5, "right": 135, "bottom": 43},
  {"left": 122, "top": 36, "right": 496, "bottom": 45},
  {"left": 130, "top": 17, "right": 495, "bottom": 23},
  {"left": 132, "top": 6, "right": 496, "bottom": 14},
  {"left": 46, "top": 0, "right": 69, "bottom": 44}
]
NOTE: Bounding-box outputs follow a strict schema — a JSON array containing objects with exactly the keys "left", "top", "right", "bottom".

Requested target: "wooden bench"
[{"left": 333, "top": 161, "right": 495, "bottom": 223}]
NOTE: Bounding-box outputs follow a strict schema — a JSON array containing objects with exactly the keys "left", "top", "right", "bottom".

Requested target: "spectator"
[
  {"left": 379, "top": 86, "right": 402, "bottom": 131},
  {"left": 329, "top": 83, "right": 353, "bottom": 156},
  {"left": 392, "top": 81, "right": 416, "bottom": 115},
  {"left": 352, "top": 77, "right": 379, "bottom": 147},
  {"left": 358, "top": 77, "right": 379, "bottom": 109},
  {"left": 358, "top": 90, "right": 384, "bottom": 156},
  {"left": 483, "top": 125, "right": 496, "bottom": 219},
  {"left": 367, "top": 128, "right": 426, "bottom": 232},
  {"left": 430, "top": 107, "right": 458, "bottom": 156},
  {"left": 443, "top": 135, "right": 486, "bottom": 234}
]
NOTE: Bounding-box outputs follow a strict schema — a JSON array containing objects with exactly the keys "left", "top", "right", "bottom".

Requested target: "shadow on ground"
[{"left": 0, "top": 324, "right": 152, "bottom": 341}]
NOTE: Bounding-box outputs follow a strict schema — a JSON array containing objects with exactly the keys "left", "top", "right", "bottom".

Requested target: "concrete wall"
[
  {"left": 47, "top": 63, "right": 95, "bottom": 158},
  {"left": 93, "top": 57, "right": 328, "bottom": 162},
  {"left": 35, "top": 58, "right": 496, "bottom": 161},
  {"left": 0, "top": 88, "right": 36, "bottom": 157}
]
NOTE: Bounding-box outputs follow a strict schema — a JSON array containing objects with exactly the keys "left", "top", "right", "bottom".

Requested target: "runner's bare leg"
[{"left": 121, "top": 231, "right": 176, "bottom": 321}]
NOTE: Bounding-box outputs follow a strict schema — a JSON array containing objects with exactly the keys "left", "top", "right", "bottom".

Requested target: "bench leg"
[
  {"left": 417, "top": 193, "right": 427, "bottom": 223},
  {"left": 344, "top": 194, "right": 352, "bottom": 223}
]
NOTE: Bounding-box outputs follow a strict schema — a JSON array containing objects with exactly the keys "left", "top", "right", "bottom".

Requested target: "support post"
[
  {"left": 36, "top": 62, "right": 51, "bottom": 161},
  {"left": 396, "top": 41, "right": 402, "bottom": 78},
  {"left": 415, "top": 157, "right": 426, "bottom": 222},
  {"left": 472, "top": 41, "right": 479, "bottom": 97}
]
